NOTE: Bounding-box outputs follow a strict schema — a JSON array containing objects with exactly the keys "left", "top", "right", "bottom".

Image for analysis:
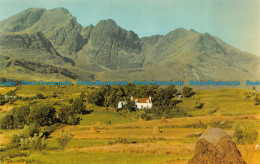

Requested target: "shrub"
[
  {"left": 56, "top": 130, "right": 74, "bottom": 148},
  {"left": 6, "top": 90, "right": 16, "bottom": 96},
  {"left": 10, "top": 124, "right": 40, "bottom": 145},
  {"left": 20, "top": 133, "right": 47, "bottom": 151},
  {"left": 182, "top": 122, "right": 207, "bottom": 129},
  {"left": 35, "top": 93, "right": 45, "bottom": 99},
  {"left": 0, "top": 114, "right": 14, "bottom": 129},
  {"left": 181, "top": 86, "right": 194, "bottom": 98},
  {"left": 186, "top": 133, "right": 202, "bottom": 138},
  {"left": 41, "top": 123, "right": 64, "bottom": 137},
  {"left": 254, "top": 94, "right": 260, "bottom": 105},
  {"left": 209, "top": 121, "right": 234, "bottom": 129},
  {"left": 0, "top": 148, "right": 29, "bottom": 160},
  {"left": 108, "top": 138, "right": 136, "bottom": 145},
  {"left": 68, "top": 98, "right": 73, "bottom": 104},
  {"left": 232, "top": 121, "right": 258, "bottom": 144},
  {"left": 195, "top": 102, "right": 204, "bottom": 109},
  {"left": 21, "top": 97, "right": 29, "bottom": 101}
]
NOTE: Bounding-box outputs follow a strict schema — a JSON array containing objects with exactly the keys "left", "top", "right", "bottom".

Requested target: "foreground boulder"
[{"left": 188, "top": 128, "right": 246, "bottom": 164}]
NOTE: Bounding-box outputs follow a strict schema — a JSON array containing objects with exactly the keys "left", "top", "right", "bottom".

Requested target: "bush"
[
  {"left": 35, "top": 93, "right": 45, "bottom": 99},
  {"left": 6, "top": 90, "right": 16, "bottom": 96},
  {"left": 0, "top": 148, "right": 29, "bottom": 160},
  {"left": 108, "top": 138, "right": 136, "bottom": 145},
  {"left": 181, "top": 86, "right": 194, "bottom": 98},
  {"left": 56, "top": 130, "right": 74, "bottom": 148},
  {"left": 232, "top": 121, "right": 258, "bottom": 144},
  {"left": 182, "top": 122, "right": 207, "bottom": 129},
  {"left": 41, "top": 123, "right": 64, "bottom": 137},
  {"left": 209, "top": 121, "right": 234, "bottom": 129},
  {"left": 254, "top": 94, "right": 260, "bottom": 105},
  {"left": 10, "top": 124, "right": 40, "bottom": 145},
  {"left": 0, "top": 114, "right": 14, "bottom": 129},
  {"left": 20, "top": 133, "right": 47, "bottom": 151}
]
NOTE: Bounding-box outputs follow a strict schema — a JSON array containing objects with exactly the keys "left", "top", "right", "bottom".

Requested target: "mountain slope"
[
  {"left": 0, "top": 8, "right": 84, "bottom": 54},
  {"left": 0, "top": 7, "right": 259, "bottom": 85},
  {"left": 0, "top": 31, "right": 82, "bottom": 80},
  {"left": 139, "top": 28, "right": 260, "bottom": 82},
  {"left": 76, "top": 19, "right": 144, "bottom": 71}
]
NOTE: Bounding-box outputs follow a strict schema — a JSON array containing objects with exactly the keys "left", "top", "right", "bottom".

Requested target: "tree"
[
  {"left": 181, "top": 86, "right": 194, "bottom": 98},
  {"left": 57, "top": 105, "right": 80, "bottom": 125},
  {"left": 0, "top": 114, "right": 14, "bottom": 129},
  {"left": 87, "top": 91, "right": 105, "bottom": 106},
  {"left": 11, "top": 106, "right": 30, "bottom": 128},
  {"left": 27, "top": 105, "right": 56, "bottom": 126},
  {"left": 72, "top": 98, "right": 85, "bottom": 114},
  {"left": 56, "top": 130, "right": 74, "bottom": 148},
  {"left": 125, "top": 101, "right": 135, "bottom": 112}
]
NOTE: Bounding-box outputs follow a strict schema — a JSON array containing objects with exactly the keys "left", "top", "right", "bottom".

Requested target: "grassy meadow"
[{"left": 0, "top": 85, "right": 259, "bottom": 164}]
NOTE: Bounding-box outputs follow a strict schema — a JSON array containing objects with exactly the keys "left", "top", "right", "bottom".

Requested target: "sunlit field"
[{"left": 0, "top": 86, "right": 259, "bottom": 164}]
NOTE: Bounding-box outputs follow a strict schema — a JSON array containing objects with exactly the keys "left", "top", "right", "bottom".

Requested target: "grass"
[
  {"left": 47, "top": 138, "right": 112, "bottom": 149},
  {"left": 1, "top": 86, "right": 260, "bottom": 163},
  {"left": 80, "top": 111, "right": 134, "bottom": 126},
  {"left": 177, "top": 88, "right": 260, "bottom": 116},
  {"left": 12, "top": 151, "right": 191, "bottom": 164}
]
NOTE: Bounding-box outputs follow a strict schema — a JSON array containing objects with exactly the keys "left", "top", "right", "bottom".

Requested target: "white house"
[{"left": 131, "top": 96, "right": 152, "bottom": 109}]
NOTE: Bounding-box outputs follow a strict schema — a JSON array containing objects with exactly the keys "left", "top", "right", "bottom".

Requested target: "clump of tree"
[
  {"left": 232, "top": 121, "right": 258, "bottom": 144},
  {"left": 87, "top": 85, "right": 179, "bottom": 109},
  {"left": 56, "top": 105, "right": 80, "bottom": 125},
  {"left": 141, "top": 106, "right": 190, "bottom": 120},
  {"left": 11, "top": 106, "right": 30, "bottom": 128},
  {"left": 27, "top": 105, "right": 56, "bottom": 126},
  {"left": 152, "top": 86, "right": 178, "bottom": 106},
  {"left": 0, "top": 97, "right": 85, "bottom": 130},
  {"left": 181, "top": 86, "right": 194, "bottom": 98}
]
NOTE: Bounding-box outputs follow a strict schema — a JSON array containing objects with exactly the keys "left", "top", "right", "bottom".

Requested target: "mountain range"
[{"left": 0, "top": 8, "right": 259, "bottom": 88}]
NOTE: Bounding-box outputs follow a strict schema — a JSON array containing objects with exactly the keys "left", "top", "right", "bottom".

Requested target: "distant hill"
[{"left": 0, "top": 8, "right": 259, "bottom": 87}]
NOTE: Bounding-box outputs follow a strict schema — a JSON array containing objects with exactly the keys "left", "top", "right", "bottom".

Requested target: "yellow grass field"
[{"left": 0, "top": 86, "right": 259, "bottom": 163}]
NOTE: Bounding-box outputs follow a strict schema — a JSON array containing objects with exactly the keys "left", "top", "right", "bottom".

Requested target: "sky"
[{"left": 0, "top": 0, "right": 259, "bottom": 56}]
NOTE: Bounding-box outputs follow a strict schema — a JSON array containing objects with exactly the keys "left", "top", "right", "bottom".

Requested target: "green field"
[
  {"left": 0, "top": 86, "right": 259, "bottom": 164},
  {"left": 80, "top": 111, "right": 134, "bottom": 126},
  {"left": 14, "top": 151, "right": 190, "bottom": 164}
]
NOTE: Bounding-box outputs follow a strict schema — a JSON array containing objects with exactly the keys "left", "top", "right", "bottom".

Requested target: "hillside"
[{"left": 0, "top": 8, "right": 259, "bottom": 85}]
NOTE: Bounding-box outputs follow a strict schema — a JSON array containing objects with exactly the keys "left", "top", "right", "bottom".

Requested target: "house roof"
[{"left": 133, "top": 98, "right": 151, "bottom": 103}]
